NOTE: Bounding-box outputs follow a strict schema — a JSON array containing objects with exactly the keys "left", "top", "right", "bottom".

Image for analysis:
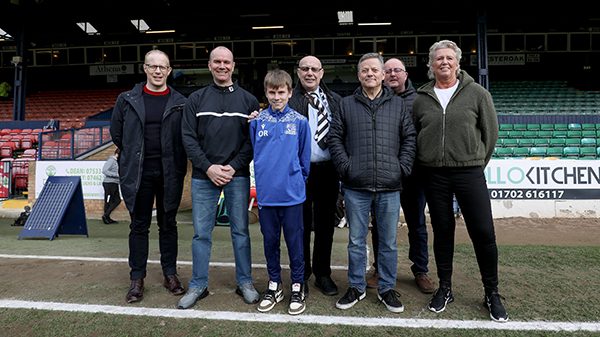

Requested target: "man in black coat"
[
  {"left": 287, "top": 55, "right": 342, "bottom": 297},
  {"left": 110, "top": 49, "right": 188, "bottom": 304}
]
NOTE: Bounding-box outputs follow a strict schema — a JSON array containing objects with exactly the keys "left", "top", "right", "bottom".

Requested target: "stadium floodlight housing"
[
  {"left": 76, "top": 22, "right": 99, "bottom": 35},
  {"left": 0, "top": 27, "right": 12, "bottom": 41},
  {"left": 338, "top": 11, "right": 353, "bottom": 25},
  {"left": 131, "top": 19, "right": 151, "bottom": 33}
]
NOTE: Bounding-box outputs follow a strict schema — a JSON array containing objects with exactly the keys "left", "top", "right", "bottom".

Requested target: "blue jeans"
[
  {"left": 188, "top": 177, "right": 253, "bottom": 289},
  {"left": 343, "top": 188, "right": 400, "bottom": 294}
]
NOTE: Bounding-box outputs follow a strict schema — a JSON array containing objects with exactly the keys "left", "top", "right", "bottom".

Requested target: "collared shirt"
[{"left": 308, "top": 87, "right": 331, "bottom": 162}]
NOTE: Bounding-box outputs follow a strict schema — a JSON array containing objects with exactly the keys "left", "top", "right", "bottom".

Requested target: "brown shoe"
[
  {"left": 366, "top": 269, "right": 378, "bottom": 289},
  {"left": 163, "top": 274, "right": 185, "bottom": 296},
  {"left": 126, "top": 279, "right": 144, "bottom": 303},
  {"left": 415, "top": 273, "right": 435, "bottom": 294}
]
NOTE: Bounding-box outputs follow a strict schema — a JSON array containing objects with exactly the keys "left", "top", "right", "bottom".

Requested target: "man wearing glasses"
[
  {"left": 110, "top": 49, "right": 188, "bottom": 304},
  {"left": 366, "top": 58, "right": 435, "bottom": 294},
  {"left": 288, "top": 56, "right": 342, "bottom": 297}
]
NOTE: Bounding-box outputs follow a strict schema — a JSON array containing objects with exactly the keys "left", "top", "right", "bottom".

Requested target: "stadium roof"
[{"left": 0, "top": 0, "right": 597, "bottom": 48}]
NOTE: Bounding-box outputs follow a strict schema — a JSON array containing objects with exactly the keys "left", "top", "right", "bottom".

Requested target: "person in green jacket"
[{"left": 412, "top": 39, "right": 508, "bottom": 323}]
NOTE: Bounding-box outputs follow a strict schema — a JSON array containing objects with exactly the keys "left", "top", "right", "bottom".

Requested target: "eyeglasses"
[
  {"left": 145, "top": 64, "right": 171, "bottom": 72},
  {"left": 298, "top": 66, "right": 322, "bottom": 73},
  {"left": 384, "top": 68, "right": 406, "bottom": 74}
]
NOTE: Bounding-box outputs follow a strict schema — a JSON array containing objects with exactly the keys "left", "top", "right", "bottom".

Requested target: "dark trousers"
[
  {"left": 371, "top": 170, "right": 429, "bottom": 275},
  {"left": 102, "top": 182, "right": 121, "bottom": 218},
  {"left": 423, "top": 166, "right": 499, "bottom": 293},
  {"left": 303, "top": 161, "right": 339, "bottom": 279},
  {"left": 129, "top": 167, "right": 179, "bottom": 280},
  {"left": 259, "top": 204, "right": 305, "bottom": 284}
]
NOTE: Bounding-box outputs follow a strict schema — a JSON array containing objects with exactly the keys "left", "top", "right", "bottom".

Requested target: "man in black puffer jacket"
[{"left": 328, "top": 52, "right": 416, "bottom": 314}]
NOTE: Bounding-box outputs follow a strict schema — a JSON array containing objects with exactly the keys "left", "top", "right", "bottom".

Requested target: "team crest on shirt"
[{"left": 284, "top": 123, "right": 297, "bottom": 135}]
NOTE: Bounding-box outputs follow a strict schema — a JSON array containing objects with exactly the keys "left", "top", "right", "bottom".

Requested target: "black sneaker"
[
  {"left": 428, "top": 287, "right": 454, "bottom": 313},
  {"left": 335, "top": 287, "right": 365, "bottom": 310},
  {"left": 484, "top": 292, "right": 509, "bottom": 322},
  {"left": 378, "top": 289, "right": 404, "bottom": 313},
  {"left": 314, "top": 276, "right": 338, "bottom": 296}
]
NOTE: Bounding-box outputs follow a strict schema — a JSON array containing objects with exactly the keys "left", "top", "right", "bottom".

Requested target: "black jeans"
[
  {"left": 102, "top": 182, "right": 121, "bottom": 218},
  {"left": 423, "top": 166, "right": 499, "bottom": 293},
  {"left": 128, "top": 167, "right": 179, "bottom": 280},
  {"left": 303, "top": 161, "right": 339, "bottom": 279}
]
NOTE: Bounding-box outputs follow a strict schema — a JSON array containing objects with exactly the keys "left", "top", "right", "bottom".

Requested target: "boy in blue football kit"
[{"left": 249, "top": 69, "right": 311, "bottom": 315}]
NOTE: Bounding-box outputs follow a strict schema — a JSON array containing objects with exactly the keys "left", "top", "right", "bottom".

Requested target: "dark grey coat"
[{"left": 328, "top": 85, "right": 416, "bottom": 192}]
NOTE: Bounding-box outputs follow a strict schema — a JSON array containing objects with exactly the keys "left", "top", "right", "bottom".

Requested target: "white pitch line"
[
  {"left": 0, "top": 253, "right": 348, "bottom": 270},
  {"left": 1, "top": 300, "right": 599, "bottom": 332}
]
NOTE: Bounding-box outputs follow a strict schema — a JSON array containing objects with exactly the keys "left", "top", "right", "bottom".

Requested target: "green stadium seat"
[
  {"left": 522, "top": 130, "right": 538, "bottom": 138},
  {"left": 567, "top": 130, "right": 582, "bottom": 138},
  {"left": 526, "top": 123, "right": 541, "bottom": 131},
  {"left": 537, "top": 130, "right": 553, "bottom": 138},
  {"left": 582, "top": 130, "right": 596, "bottom": 138},
  {"left": 518, "top": 138, "right": 535, "bottom": 147},
  {"left": 533, "top": 138, "right": 550, "bottom": 147},
  {"left": 502, "top": 138, "right": 518, "bottom": 147},
  {"left": 579, "top": 147, "right": 596, "bottom": 159},
  {"left": 582, "top": 123, "right": 596, "bottom": 131},
  {"left": 498, "top": 130, "right": 509, "bottom": 138},
  {"left": 499, "top": 124, "right": 513, "bottom": 131},
  {"left": 546, "top": 147, "right": 564, "bottom": 157},
  {"left": 540, "top": 123, "right": 555, "bottom": 131},
  {"left": 597, "top": 147, "right": 600, "bottom": 157},
  {"left": 568, "top": 123, "right": 582, "bottom": 131},
  {"left": 513, "top": 124, "right": 527, "bottom": 131},
  {"left": 549, "top": 138, "right": 566, "bottom": 146},
  {"left": 552, "top": 130, "right": 568, "bottom": 138},
  {"left": 513, "top": 147, "right": 530, "bottom": 157},
  {"left": 581, "top": 138, "right": 597, "bottom": 147},
  {"left": 494, "top": 147, "right": 513, "bottom": 158},
  {"left": 508, "top": 130, "right": 524, "bottom": 138},
  {"left": 554, "top": 123, "right": 569, "bottom": 131},
  {"left": 563, "top": 147, "right": 580, "bottom": 157},
  {"left": 565, "top": 138, "right": 581, "bottom": 147},
  {"left": 529, "top": 147, "right": 547, "bottom": 157}
]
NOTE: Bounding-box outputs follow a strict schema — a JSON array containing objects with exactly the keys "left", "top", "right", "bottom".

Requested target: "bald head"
[{"left": 297, "top": 55, "right": 323, "bottom": 92}]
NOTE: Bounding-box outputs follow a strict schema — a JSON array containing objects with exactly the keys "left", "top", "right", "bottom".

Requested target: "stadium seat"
[
  {"left": 581, "top": 123, "right": 596, "bottom": 131},
  {"left": 546, "top": 147, "right": 564, "bottom": 157},
  {"left": 513, "top": 147, "right": 530, "bottom": 157},
  {"left": 582, "top": 130, "right": 596, "bottom": 138},
  {"left": 533, "top": 138, "right": 550, "bottom": 147},
  {"left": 552, "top": 130, "right": 568, "bottom": 138},
  {"left": 567, "top": 130, "right": 582, "bottom": 138},
  {"left": 518, "top": 138, "right": 535, "bottom": 147},
  {"left": 502, "top": 138, "right": 518, "bottom": 147},
  {"left": 540, "top": 124, "right": 555, "bottom": 131},
  {"left": 581, "top": 138, "right": 597, "bottom": 147},
  {"left": 529, "top": 147, "right": 547, "bottom": 157},
  {"left": 563, "top": 147, "right": 580, "bottom": 158},
  {"left": 494, "top": 147, "right": 513, "bottom": 158},
  {"left": 565, "top": 138, "right": 581, "bottom": 147},
  {"left": 499, "top": 124, "right": 513, "bottom": 131},
  {"left": 554, "top": 124, "right": 569, "bottom": 131},
  {"left": 537, "top": 130, "right": 553, "bottom": 138},
  {"left": 579, "top": 147, "right": 596, "bottom": 159},
  {"left": 549, "top": 138, "right": 566, "bottom": 146},
  {"left": 513, "top": 124, "right": 527, "bottom": 131},
  {"left": 568, "top": 123, "right": 582, "bottom": 131},
  {"left": 526, "top": 123, "right": 541, "bottom": 131}
]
